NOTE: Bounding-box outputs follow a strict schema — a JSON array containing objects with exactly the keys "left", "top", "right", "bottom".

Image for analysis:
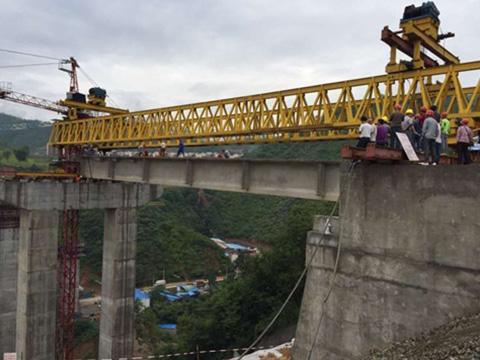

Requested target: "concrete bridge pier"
[
  {"left": 99, "top": 206, "right": 137, "bottom": 359},
  {"left": 16, "top": 209, "right": 59, "bottom": 360},
  {"left": 0, "top": 181, "right": 159, "bottom": 360},
  {"left": 0, "top": 206, "right": 19, "bottom": 356}
]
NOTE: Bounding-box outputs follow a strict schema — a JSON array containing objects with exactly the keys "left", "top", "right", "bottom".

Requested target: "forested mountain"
[
  {"left": 0, "top": 113, "right": 52, "bottom": 155},
  {"left": 0, "top": 112, "right": 51, "bottom": 130}
]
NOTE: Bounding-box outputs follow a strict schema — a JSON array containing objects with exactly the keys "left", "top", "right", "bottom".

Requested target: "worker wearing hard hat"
[
  {"left": 402, "top": 109, "right": 415, "bottom": 143},
  {"left": 375, "top": 116, "right": 390, "bottom": 147},
  {"left": 422, "top": 109, "right": 440, "bottom": 165},
  {"left": 389, "top": 104, "right": 404, "bottom": 149}
]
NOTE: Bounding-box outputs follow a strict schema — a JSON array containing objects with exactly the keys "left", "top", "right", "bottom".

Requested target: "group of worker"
[
  {"left": 136, "top": 140, "right": 232, "bottom": 159},
  {"left": 357, "top": 104, "right": 474, "bottom": 165},
  {"left": 137, "top": 140, "right": 184, "bottom": 157}
]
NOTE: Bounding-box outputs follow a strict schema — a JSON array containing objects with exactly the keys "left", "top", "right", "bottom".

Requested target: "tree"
[
  {"left": 13, "top": 146, "right": 29, "bottom": 161},
  {"left": 2, "top": 149, "right": 11, "bottom": 160}
]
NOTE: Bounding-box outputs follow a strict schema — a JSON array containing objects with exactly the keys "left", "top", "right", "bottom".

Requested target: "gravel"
[{"left": 364, "top": 313, "right": 480, "bottom": 359}]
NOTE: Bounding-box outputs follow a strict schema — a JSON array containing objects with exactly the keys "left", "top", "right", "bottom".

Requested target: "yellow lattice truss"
[{"left": 48, "top": 61, "right": 480, "bottom": 148}]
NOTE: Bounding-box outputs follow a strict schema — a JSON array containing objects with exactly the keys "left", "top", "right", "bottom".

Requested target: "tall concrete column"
[
  {"left": 99, "top": 207, "right": 137, "bottom": 360},
  {"left": 0, "top": 207, "right": 19, "bottom": 356},
  {"left": 16, "top": 210, "right": 59, "bottom": 360}
]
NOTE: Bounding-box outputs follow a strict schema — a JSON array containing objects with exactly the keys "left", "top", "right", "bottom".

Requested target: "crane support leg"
[{"left": 56, "top": 209, "right": 80, "bottom": 360}]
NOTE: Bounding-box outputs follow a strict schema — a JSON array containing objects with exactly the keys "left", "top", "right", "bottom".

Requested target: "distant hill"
[
  {"left": 0, "top": 113, "right": 52, "bottom": 155},
  {"left": 0, "top": 113, "right": 51, "bottom": 130}
]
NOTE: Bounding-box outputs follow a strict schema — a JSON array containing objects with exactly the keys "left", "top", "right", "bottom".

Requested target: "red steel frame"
[{"left": 56, "top": 209, "right": 80, "bottom": 360}]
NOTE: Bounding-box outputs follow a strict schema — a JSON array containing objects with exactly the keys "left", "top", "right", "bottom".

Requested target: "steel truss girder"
[{"left": 48, "top": 61, "right": 480, "bottom": 148}]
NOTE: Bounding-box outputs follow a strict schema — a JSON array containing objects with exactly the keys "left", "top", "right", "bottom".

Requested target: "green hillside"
[
  {"left": 0, "top": 113, "right": 52, "bottom": 155},
  {"left": 0, "top": 112, "right": 51, "bottom": 130}
]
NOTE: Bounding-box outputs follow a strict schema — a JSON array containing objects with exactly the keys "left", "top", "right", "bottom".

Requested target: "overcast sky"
[{"left": 0, "top": 0, "right": 479, "bottom": 121}]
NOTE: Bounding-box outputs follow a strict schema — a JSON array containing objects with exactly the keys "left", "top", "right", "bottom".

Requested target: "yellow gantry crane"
[{"left": 3, "top": 3, "right": 480, "bottom": 150}]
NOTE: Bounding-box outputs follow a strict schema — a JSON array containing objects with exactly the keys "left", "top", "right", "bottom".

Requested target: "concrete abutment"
[{"left": 294, "top": 164, "right": 480, "bottom": 358}]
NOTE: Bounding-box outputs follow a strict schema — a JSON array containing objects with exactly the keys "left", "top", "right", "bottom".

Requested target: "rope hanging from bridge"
[
  {"left": 305, "top": 160, "right": 358, "bottom": 360},
  {"left": 237, "top": 161, "right": 357, "bottom": 360}
]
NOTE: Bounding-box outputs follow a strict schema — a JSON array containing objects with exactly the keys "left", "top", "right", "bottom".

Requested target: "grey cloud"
[{"left": 0, "top": 0, "right": 479, "bottom": 121}]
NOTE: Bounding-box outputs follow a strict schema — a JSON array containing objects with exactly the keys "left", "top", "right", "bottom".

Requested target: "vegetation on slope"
[
  {"left": 0, "top": 144, "right": 49, "bottom": 170},
  {"left": 0, "top": 113, "right": 52, "bottom": 156},
  {"left": 134, "top": 197, "right": 334, "bottom": 356},
  {"left": 0, "top": 113, "right": 51, "bottom": 131}
]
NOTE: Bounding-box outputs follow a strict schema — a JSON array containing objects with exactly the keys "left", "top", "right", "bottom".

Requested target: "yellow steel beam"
[
  {"left": 49, "top": 60, "right": 480, "bottom": 148},
  {"left": 403, "top": 23, "right": 460, "bottom": 64},
  {"left": 59, "top": 100, "right": 129, "bottom": 114}
]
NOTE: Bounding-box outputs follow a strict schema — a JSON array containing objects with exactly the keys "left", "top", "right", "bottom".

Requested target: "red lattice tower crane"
[
  {"left": 0, "top": 55, "right": 126, "bottom": 360},
  {"left": 0, "top": 57, "right": 81, "bottom": 360},
  {"left": 54, "top": 58, "right": 80, "bottom": 360},
  {"left": 56, "top": 207, "right": 80, "bottom": 360}
]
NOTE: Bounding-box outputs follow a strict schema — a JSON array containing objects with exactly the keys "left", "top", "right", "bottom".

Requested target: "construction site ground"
[
  {"left": 240, "top": 312, "right": 480, "bottom": 359},
  {"left": 364, "top": 312, "right": 480, "bottom": 359}
]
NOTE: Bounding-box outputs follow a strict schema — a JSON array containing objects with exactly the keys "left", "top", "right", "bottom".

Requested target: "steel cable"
[
  {"left": 0, "top": 61, "right": 58, "bottom": 69},
  {"left": 237, "top": 162, "right": 359, "bottom": 359},
  {"left": 306, "top": 160, "right": 358, "bottom": 360},
  {"left": 0, "top": 48, "right": 61, "bottom": 60}
]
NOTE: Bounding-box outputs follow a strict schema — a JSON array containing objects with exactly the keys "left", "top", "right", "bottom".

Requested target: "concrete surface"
[
  {"left": 0, "top": 181, "right": 160, "bottom": 210},
  {"left": 80, "top": 157, "right": 341, "bottom": 201},
  {"left": 0, "top": 181, "right": 160, "bottom": 359},
  {"left": 99, "top": 207, "right": 137, "bottom": 360},
  {"left": 0, "top": 211, "right": 19, "bottom": 356},
  {"left": 16, "top": 210, "right": 59, "bottom": 360},
  {"left": 294, "top": 164, "right": 480, "bottom": 359}
]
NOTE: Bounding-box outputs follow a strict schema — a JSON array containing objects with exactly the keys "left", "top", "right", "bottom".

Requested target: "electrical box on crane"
[
  {"left": 382, "top": 1, "right": 458, "bottom": 74},
  {"left": 88, "top": 87, "right": 107, "bottom": 107}
]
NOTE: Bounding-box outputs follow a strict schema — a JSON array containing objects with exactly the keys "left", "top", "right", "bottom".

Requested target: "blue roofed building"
[{"left": 135, "top": 288, "right": 151, "bottom": 308}]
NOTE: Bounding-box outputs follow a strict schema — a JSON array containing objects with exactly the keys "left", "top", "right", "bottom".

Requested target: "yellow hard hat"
[
  {"left": 406, "top": 108, "right": 414, "bottom": 114},
  {"left": 382, "top": 116, "right": 388, "bottom": 121}
]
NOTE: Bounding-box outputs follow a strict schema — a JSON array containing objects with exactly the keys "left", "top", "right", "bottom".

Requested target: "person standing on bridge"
[
  {"left": 177, "top": 139, "right": 185, "bottom": 157},
  {"left": 357, "top": 116, "right": 372, "bottom": 148},
  {"left": 418, "top": 106, "right": 428, "bottom": 128},
  {"left": 389, "top": 103, "right": 404, "bottom": 149},
  {"left": 368, "top": 118, "right": 377, "bottom": 144},
  {"left": 375, "top": 117, "right": 389, "bottom": 147},
  {"left": 412, "top": 114, "right": 422, "bottom": 152},
  {"left": 402, "top": 109, "right": 415, "bottom": 143},
  {"left": 440, "top": 112, "right": 450, "bottom": 154},
  {"left": 456, "top": 118, "right": 473, "bottom": 165},
  {"left": 422, "top": 109, "right": 439, "bottom": 165},
  {"left": 430, "top": 104, "right": 441, "bottom": 122},
  {"left": 160, "top": 141, "right": 167, "bottom": 157},
  {"left": 435, "top": 117, "right": 442, "bottom": 164}
]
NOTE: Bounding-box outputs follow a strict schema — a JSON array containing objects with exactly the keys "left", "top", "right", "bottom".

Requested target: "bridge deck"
[{"left": 81, "top": 157, "right": 341, "bottom": 201}]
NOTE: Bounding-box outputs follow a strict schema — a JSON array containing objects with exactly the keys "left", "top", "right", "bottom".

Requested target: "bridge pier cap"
[{"left": 0, "top": 181, "right": 160, "bottom": 210}]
